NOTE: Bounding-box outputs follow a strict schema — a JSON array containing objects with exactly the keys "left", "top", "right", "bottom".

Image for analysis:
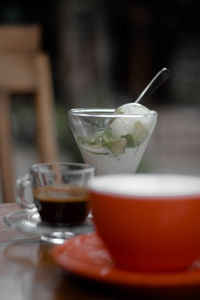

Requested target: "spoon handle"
[{"left": 135, "top": 67, "right": 171, "bottom": 103}]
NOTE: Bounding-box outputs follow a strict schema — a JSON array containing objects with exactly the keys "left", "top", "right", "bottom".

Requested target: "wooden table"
[{"left": 1, "top": 203, "right": 200, "bottom": 300}]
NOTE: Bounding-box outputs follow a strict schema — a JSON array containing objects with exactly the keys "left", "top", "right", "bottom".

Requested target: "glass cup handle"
[{"left": 16, "top": 174, "right": 35, "bottom": 209}]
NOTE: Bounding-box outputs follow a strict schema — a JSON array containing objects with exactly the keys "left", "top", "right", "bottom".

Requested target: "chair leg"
[
  {"left": 0, "top": 91, "right": 15, "bottom": 202},
  {"left": 34, "top": 53, "right": 58, "bottom": 163}
]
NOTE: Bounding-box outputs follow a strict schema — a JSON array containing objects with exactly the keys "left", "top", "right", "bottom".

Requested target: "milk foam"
[{"left": 89, "top": 174, "right": 200, "bottom": 197}]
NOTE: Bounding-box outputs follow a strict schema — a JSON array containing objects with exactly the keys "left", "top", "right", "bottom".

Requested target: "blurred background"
[{"left": 1, "top": 0, "right": 200, "bottom": 201}]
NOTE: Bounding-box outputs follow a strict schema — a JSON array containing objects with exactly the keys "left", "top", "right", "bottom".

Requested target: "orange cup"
[{"left": 88, "top": 174, "right": 200, "bottom": 272}]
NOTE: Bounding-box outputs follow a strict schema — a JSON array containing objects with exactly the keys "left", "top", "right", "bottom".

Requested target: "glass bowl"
[{"left": 68, "top": 108, "right": 157, "bottom": 175}]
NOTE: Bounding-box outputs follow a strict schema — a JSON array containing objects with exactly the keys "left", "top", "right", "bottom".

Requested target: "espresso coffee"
[{"left": 33, "top": 185, "right": 89, "bottom": 226}]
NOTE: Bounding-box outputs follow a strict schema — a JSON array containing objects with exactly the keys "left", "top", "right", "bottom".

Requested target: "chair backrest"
[
  {"left": 0, "top": 25, "right": 40, "bottom": 92},
  {"left": 0, "top": 25, "right": 41, "bottom": 53},
  {"left": 0, "top": 25, "right": 58, "bottom": 203}
]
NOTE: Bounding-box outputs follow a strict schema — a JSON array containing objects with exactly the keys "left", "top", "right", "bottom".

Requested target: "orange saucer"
[{"left": 51, "top": 232, "right": 200, "bottom": 289}]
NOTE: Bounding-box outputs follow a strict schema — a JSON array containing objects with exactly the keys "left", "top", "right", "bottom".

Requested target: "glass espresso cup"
[{"left": 16, "top": 163, "right": 95, "bottom": 227}]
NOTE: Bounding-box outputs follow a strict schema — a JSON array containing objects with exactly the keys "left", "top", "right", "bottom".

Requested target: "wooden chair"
[{"left": 0, "top": 25, "right": 58, "bottom": 202}]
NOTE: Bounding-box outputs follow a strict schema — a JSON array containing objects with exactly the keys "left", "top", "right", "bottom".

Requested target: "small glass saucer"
[{"left": 4, "top": 208, "right": 94, "bottom": 244}]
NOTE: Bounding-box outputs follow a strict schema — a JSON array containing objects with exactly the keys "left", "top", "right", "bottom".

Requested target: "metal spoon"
[{"left": 135, "top": 67, "right": 171, "bottom": 103}]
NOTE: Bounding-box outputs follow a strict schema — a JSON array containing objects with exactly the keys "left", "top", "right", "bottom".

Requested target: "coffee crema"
[{"left": 33, "top": 185, "right": 89, "bottom": 226}]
